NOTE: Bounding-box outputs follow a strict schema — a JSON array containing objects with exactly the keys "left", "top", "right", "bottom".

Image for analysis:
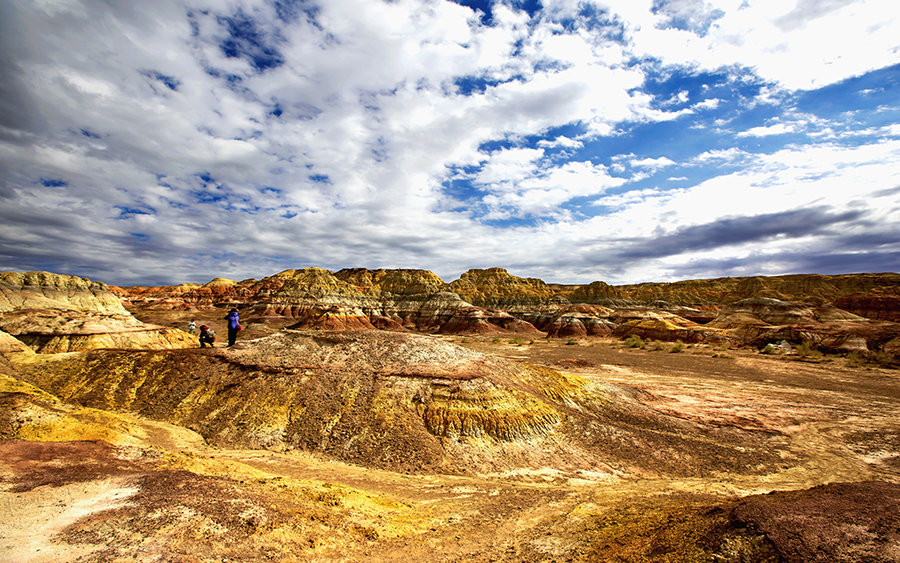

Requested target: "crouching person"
[{"left": 199, "top": 325, "right": 216, "bottom": 348}]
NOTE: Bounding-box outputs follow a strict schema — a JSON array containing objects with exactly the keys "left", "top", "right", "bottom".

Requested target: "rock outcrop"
[
  {"left": 611, "top": 311, "right": 721, "bottom": 344},
  {"left": 334, "top": 267, "right": 446, "bottom": 295},
  {"left": 11, "top": 329, "right": 783, "bottom": 477},
  {"left": 120, "top": 268, "right": 547, "bottom": 335},
  {"left": 567, "top": 280, "right": 628, "bottom": 305},
  {"left": 707, "top": 298, "right": 900, "bottom": 354},
  {"left": 615, "top": 272, "right": 900, "bottom": 306},
  {"left": 110, "top": 268, "right": 900, "bottom": 358},
  {"left": 0, "top": 329, "right": 33, "bottom": 355},
  {"left": 0, "top": 272, "right": 195, "bottom": 353},
  {"left": 833, "top": 289, "right": 900, "bottom": 322},
  {"left": 1, "top": 271, "right": 128, "bottom": 314},
  {"left": 448, "top": 267, "right": 560, "bottom": 308}
]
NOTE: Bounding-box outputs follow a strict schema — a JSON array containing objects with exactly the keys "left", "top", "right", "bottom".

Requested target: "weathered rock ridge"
[
  {"left": 112, "top": 267, "right": 900, "bottom": 360},
  {"left": 0, "top": 271, "right": 195, "bottom": 353}
]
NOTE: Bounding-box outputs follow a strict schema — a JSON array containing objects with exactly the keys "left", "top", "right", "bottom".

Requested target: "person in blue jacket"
[{"left": 225, "top": 308, "right": 240, "bottom": 347}]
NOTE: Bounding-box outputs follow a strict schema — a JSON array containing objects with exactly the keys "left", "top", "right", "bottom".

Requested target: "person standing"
[{"left": 225, "top": 308, "right": 240, "bottom": 347}]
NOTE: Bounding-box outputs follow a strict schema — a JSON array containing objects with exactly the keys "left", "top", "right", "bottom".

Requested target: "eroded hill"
[{"left": 8, "top": 330, "right": 786, "bottom": 479}]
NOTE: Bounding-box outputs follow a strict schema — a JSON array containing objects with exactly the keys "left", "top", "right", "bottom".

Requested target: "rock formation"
[
  {"left": 0, "top": 272, "right": 195, "bottom": 353},
  {"left": 615, "top": 272, "right": 900, "bottom": 306},
  {"left": 10, "top": 329, "right": 781, "bottom": 477},
  {"left": 612, "top": 311, "right": 722, "bottom": 344},
  {"left": 107, "top": 267, "right": 900, "bottom": 359},
  {"left": 706, "top": 297, "right": 900, "bottom": 353},
  {"left": 119, "top": 268, "right": 549, "bottom": 335},
  {"left": 1, "top": 271, "right": 128, "bottom": 314},
  {"left": 448, "top": 267, "right": 560, "bottom": 308},
  {"left": 833, "top": 289, "right": 900, "bottom": 322}
]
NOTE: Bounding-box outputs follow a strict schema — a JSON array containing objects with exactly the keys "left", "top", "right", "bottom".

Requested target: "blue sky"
[{"left": 1, "top": 0, "right": 898, "bottom": 286}]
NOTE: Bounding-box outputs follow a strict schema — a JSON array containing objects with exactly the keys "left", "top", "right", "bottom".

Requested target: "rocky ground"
[{"left": 1, "top": 322, "right": 899, "bottom": 561}]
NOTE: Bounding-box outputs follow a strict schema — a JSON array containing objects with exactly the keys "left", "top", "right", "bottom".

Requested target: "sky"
[{"left": 1, "top": 0, "right": 899, "bottom": 287}]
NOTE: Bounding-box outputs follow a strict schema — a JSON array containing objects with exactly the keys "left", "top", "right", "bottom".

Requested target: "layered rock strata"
[
  {"left": 111, "top": 267, "right": 900, "bottom": 358},
  {"left": 448, "top": 267, "right": 562, "bottom": 308},
  {"left": 9, "top": 330, "right": 784, "bottom": 477},
  {"left": 615, "top": 272, "right": 900, "bottom": 306},
  {"left": 707, "top": 298, "right": 900, "bottom": 353},
  {"left": 121, "top": 268, "right": 550, "bottom": 335},
  {"left": 0, "top": 272, "right": 195, "bottom": 353}
]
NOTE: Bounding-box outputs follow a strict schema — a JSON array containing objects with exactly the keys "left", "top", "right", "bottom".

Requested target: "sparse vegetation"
[
  {"left": 669, "top": 341, "right": 684, "bottom": 353},
  {"left": 565, "top": 339, "right": 578, "bottom": 346},
  {"left": 492, "top": 337, "right": 502, "bottom": 344},
  {"left": 794, "top": 340, "right": 827, "bottom": 362},
  {"left": 624, "top": 335, "right": 645, "bottom": 348},
  {"left": 509, "top": 337, "right": 522, "bottom": 346},
  {"left": 796, "top": 340, "right": 814, "bottom": 357},
  {"left": 872, "top": 350, "right": 896, "bottom": 368},
  {"left": 846, "top": 350, "right": 864, "bottom": 368}
]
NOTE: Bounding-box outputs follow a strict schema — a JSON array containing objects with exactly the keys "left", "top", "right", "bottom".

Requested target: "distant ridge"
[
  {"left": 3, "top": 267, "right": 899, "bottom": 360},
  {"left": 114, "top": 267, "right": 900, "bottom": 308}
]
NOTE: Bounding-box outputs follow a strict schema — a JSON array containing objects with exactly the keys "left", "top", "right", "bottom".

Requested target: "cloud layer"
[{"left": 1, "top": 0, "right": 899, "bottom": 285}]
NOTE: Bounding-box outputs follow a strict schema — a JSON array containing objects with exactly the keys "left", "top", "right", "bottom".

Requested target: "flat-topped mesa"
[
  {"left": 0, "top": 271, "right": 195, "bottom": 353},
  {"left": 615, "top": 272, "right": 900, "bottom": 306},
  {"left": 448, "top": 267, "right": 561, "bottom": 309}
]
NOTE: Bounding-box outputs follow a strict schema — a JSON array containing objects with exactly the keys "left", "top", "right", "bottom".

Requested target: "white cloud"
[
  {"left": 630, "top": 156, "right": 676, "bottom": 170},
  {"left": 474, "top": 148, "right": 545, "bottom": 185},
  {"left": 599, "top": 0, "right": 900, "bottom": 90},
  {"left": 566, "top": 137, "right": 900, "bottom": 280},
  {"left": 538, "top": 136, "right": 584, "bottom": 149},
  {"left": 692, "top": 148, "right": 746, "bottom": 163},
  {"left": 472, "top": 152, "right": 627, "bottom": 217},
  {"left": 737, "top": 123, "right": 798, "bottom": 137},
  {"left": 0, "top": 0, "right": 898, "bottom": 286},
  {"left": 691, "top": 97, "right": 721, "bottom": 110}
]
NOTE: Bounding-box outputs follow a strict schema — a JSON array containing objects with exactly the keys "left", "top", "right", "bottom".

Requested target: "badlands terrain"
[{"left": 1, "top": 268, "right": 899, "bottom": 561}]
